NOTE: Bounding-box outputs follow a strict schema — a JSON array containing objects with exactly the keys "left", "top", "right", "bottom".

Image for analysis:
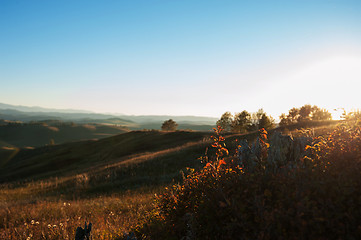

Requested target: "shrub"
[{"left": 137, "top": 125, "right": 361, "bottom": 239}]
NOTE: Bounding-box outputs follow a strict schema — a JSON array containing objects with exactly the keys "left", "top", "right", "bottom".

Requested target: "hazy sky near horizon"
[{"left": 1, "top": 0, "right": 361, "bottom": 118}]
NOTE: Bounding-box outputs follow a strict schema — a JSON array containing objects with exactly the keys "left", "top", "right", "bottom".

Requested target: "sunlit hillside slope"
[
  {"left": 0, "top": 122, "right": 128, "bottom": 148},
  {"left": 0, "top": 121, "right": 341, "bottom": 239},
  {"left": 0, "top": 131, "right": 213, "bottom": 185}
]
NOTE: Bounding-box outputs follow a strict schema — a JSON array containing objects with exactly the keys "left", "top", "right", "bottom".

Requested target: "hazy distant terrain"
[
  {"left": 0, "top": 103, "right": 93, "bottom": 114},
  {"left": 0, "top": 102, "right": 217, "bottom": 130},
  {"left": 0, "top": 103, "right": 216, "bottom": 148}
]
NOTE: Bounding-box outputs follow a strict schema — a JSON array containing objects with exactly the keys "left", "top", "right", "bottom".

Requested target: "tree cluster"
[
  {"left": 217, "top": 109, "right": 274, "bottom": 133},
  {"left": 279, "top": 104, "right": 332, "bottom": 126}
]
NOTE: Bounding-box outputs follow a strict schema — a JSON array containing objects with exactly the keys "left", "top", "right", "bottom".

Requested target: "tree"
[
  {"left": 311, "top": 107, "right": 332, "bottom": 121},
  {"left": 252, "top": 109, "right": 266, "bottom": 125},
  {"left": 232, "top": 110, "right": 252, "bottom": 133},
  {"left": 216, "top": 112, "right": 233, "bottom": 132},
  {"left": 288, "top": 107, "right": 300, "bottom": 123},
  {"left": 298, "top": 104, "right": 313, "bottom": 122},
  {"left": 258, "top": 113, "right": 275, "bottom": 130},
  {"left": 279, "top": 113, "right": 290, "bottom": 127},
  {"left": 161, "top": 119, "right": 178, "bottom": 131},
  {"left": 279, "top": 105, "right": 333, "bottom": 126},
  {"left": 249, "top": 109, "right": 274, "bottom": 130}
]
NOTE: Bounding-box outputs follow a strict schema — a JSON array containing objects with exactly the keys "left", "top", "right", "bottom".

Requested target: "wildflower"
[
  {"left": 36, "top": 221, "right": 39, "bottom": 225},
  {"left": 53, "top": 225, "right": 57, "bottom": 228},
  {"left": 48, "top": 224, "right": 51, "bottom": 228},
  {"left": 31, "top": 220, "right": 35, "bottom": 225}
]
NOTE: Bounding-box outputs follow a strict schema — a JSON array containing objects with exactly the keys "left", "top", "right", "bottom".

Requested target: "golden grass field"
[{"left": 0, "top": 122, "right": 342, "bottom": 239}]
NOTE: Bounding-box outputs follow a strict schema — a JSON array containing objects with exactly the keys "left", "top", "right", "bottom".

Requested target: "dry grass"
[
  {"left": 0, "top": 183, "right": 157, "bottom": 240},
  {"left": 0, "top": 132, "right": 213, "bottom": 239},
  {"left": 0, "top": 125, "right": 340, "bottom": 239},
  {"left": 0, "top": 135, "right": 209, "bottom": 239}
]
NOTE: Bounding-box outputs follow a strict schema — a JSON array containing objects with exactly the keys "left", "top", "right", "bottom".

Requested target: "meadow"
[
  {"left": 1, "top": 120, "right": 359, "bottom": 239},
  {"left": 0, "top": 121, "right": 128, "bottom": 148},
  {"left": 0, "top": 130, "right": 213, "bottom": 239}
]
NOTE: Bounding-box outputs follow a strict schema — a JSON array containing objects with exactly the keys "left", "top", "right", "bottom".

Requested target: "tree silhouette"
[
  {"left": 288, "top": 107, "right": 300, "bottom": 123},
  {"left": 216, "top": 112, "right": 233, "bottom": 132},
  {"left": 258, "top": 113, "right": 274, "bottom": 130},
  {"left": 298, "top": 104, "right": 313, "bottom": 122},
  {"left": 311, "top": 106, "right": 332, "bottom": 121},
  {"left": 279, "top": 113, "right": 289, "bottom": 126},
  {"left": 279, "top": 104, "right": 333, "bottom": 126},
  {"left": 161, "top": 119, "right": 178, "bottom": 131},
  {"left": 250, "top": 109, "right": 274, "bottom": 130},
  {"left": 231, "top": 110, "right": 252, "bottom": 133}
]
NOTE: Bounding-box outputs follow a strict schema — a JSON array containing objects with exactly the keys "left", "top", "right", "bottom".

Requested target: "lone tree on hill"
[{"left": 161, "top": 119, "right": 178, "bottom": 131}]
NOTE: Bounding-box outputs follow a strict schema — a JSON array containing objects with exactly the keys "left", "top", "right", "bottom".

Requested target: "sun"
[{"left": 282, "top": 54, "right": 361, "bottom": 118}]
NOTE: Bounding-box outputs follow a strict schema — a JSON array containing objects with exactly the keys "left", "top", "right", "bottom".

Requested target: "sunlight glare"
[{"left": 287, "top": 55, "right": 361, "bottom": 119}]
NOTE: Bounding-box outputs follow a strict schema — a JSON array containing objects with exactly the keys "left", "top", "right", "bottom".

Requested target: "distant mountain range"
[
  {"left": 0, "top": 103, "right": 92, "bottom": 114},
  {"left": 0, "top": 102, "right": 217, "bottom": 130}
]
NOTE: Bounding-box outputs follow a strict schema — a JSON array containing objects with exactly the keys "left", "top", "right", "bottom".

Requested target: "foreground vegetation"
[
  {"left": 0, "top": 188, "right": 155, "bottom": 240},
  {"left": 136, "top": 123, "right": 361, "bottom": 239}
]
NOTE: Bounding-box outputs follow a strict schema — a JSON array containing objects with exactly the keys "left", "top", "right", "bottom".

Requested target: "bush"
[{"left": 137, "top": 125, "right": 361, "bottom": 239}]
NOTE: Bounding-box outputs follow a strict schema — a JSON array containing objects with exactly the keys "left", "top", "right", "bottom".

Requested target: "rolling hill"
[
  {"left": 0, "top": 120, "right": 339, "bottom": 185},
  {"left": 0, "top": 121, "right": 128, "bottom": 148},
  {"left": 0, "top": 130, "right": 213, "bottom": 185},
  {"left": 0, "top": 121, "right": 341, "bottom": 239}
]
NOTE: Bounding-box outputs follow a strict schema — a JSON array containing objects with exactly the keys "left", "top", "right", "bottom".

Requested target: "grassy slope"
[
  {"left": 0, "top": 123, "right": 128, "bottom": 148},
  {"left": 0, "top": 121, "right": 339, "bottom": 189},
  {"left": 0, "top": 130, "right": 214, "bottom": 239},
  {"left": 0, "top": 121, "right": 340, "bottom": 239},
  {"left": 0, "top": 131, "right": 212, "bottom": 185}
]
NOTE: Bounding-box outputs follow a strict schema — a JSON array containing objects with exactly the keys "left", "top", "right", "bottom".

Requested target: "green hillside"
[
  {"left": 0, "top": 130, "right": 213, "bottom": 185},
  {"left": 0, "top": 122, "right": 344, "bottom": 239},
  {"left": 0, "top": 122, "right": 128, "bottom": 148},
  {"left": 0, "top": 121, "right": 338, "bottom": 185}
]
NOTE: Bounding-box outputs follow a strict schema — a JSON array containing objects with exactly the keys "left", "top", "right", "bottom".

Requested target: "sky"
[{"left": 1, "top": 0, "right": 361, "bottom": 119}]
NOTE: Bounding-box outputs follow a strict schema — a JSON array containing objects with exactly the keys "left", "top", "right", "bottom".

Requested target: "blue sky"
[{"left": 1, "top": 0, "right": 361, "bottom": 118}]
